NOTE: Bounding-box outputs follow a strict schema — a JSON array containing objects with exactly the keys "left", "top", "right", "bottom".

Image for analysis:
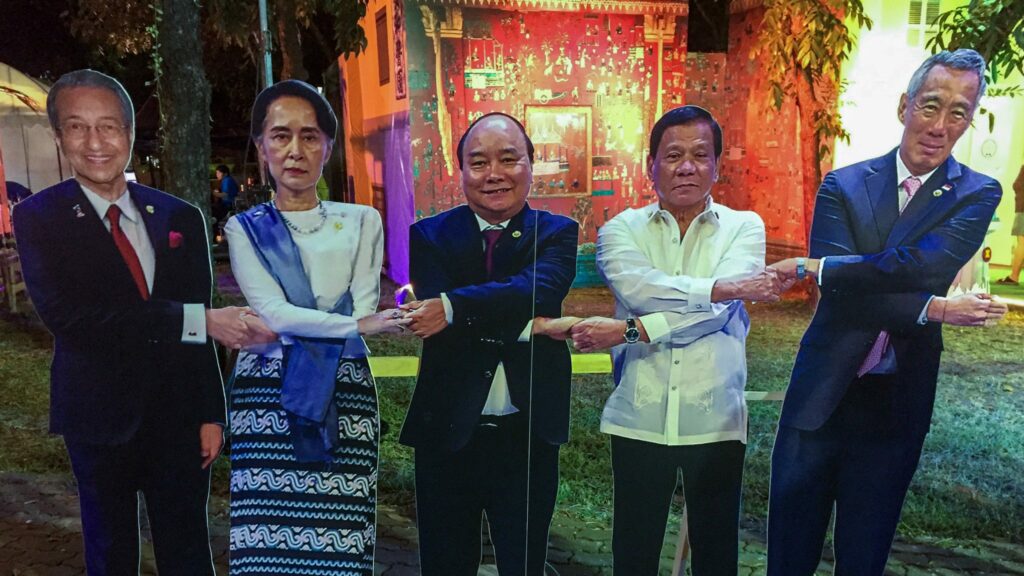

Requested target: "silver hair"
[
  {"left": 906, "top": 49, "right": 987, "bottom": 112},
  {"left": 46, "top": 69, "right": 135, "bottom": 134}
]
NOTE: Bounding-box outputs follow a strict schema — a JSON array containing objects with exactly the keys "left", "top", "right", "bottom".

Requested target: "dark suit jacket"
[
  {"left": 13, "top": 179, "right": 225, "bottom": 445},
  {"left": 780, "top": 149, "right": 1001, "bottom": 435},
  {"left": 398, "top": 204, "right": 579, "bottom": 452}
]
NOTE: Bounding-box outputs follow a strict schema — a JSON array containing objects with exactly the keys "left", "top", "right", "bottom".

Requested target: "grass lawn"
[{"left": 2, "top": 289, "right": 1022, "bottom": 542}]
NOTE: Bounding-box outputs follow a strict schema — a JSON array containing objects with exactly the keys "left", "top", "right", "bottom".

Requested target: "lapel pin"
[
  {"left": 334, "top": 222, "right": 344, "bottom": 231},
  {"left": 512, "top": 230, "right": 522, "bottom": 238},
  {"left": 145, "top": 205, "right": 155, "bottom": 214},
  {"left": 72, "top": 204, "right": 85, "bottom": 218},
  {"left": 933, "top": 189, "right": 943, "bottom": 197}
]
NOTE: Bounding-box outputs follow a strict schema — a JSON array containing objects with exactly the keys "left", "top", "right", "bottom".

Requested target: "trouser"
[
  {"left": 414, "top": 413, "right": 560, "bottom": 576},
  {"left": 611, "top": 435, "right": 746, "bottom": 576},
  {"left": 65, "top": 423, "right": 214, "bottom": 576},
  {"left": 767, "top": 374, "right": 927, "bottom": 576}
]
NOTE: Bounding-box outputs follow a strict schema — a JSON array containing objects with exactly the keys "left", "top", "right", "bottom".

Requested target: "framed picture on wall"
[{"left": 524, "top": 106, "right": 592, "bottom": 197}]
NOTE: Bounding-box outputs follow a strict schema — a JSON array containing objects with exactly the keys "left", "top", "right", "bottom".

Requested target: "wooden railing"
[{"left": 0, "top": 244, "right": 26, "bottom": 313}]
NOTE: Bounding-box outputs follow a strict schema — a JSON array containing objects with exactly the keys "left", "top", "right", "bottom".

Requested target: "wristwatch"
[
  {"left": 796, "top": 257, "right": 806, "bottom": 280},
  {"left": 623, "top": 318, "right": 641, "bottom": 344}
]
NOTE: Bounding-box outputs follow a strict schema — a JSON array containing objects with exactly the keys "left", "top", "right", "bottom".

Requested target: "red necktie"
[
  {"left": 483, "top": 228, "right": 503, "bottom": 278},
  {"left": 107, "top": 204, "right": 150, "bottom": 300},
  {"left": 857, "top": 176, "right": 923, "bottom": 377}
]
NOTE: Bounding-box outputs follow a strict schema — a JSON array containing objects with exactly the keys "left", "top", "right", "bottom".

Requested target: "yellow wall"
[
  {"left": 836, "top": 0, "right": 1024, "bottom": 266},
  {"left": 341, "top": 0, "right": 410, "bottom": 207}
]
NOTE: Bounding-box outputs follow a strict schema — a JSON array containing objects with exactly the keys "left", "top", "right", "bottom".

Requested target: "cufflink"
[{"left": 188, "top": 330, "right": 198, "bottom": 337}]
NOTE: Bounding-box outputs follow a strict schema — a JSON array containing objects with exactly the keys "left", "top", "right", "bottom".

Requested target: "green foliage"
[
  {"left": 929, "top": 0, "right": 1024, "bottom": 132},
  {"left": 751, "top": 0, "right": 872, "bottom": 160},
  {"left": 68, "top": 0, "right": 370, "bottom": 67},
  {"left": 928, "top": 0, "right": 1024, "bottom": 87}
]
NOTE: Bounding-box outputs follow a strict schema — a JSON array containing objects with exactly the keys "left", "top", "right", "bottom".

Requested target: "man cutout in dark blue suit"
[
  {"left": 14, "top": 69, "right": 275, "bottom": 575},
  {"left": 765, "top": 50, "right": 1008, "bottom": 575},
  {"left": 399, "top": 112, "right": 579, "bottom": 575}
]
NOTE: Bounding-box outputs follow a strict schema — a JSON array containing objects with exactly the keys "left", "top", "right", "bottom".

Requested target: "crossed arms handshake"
[
  {"left": 532, "top": 258, "right": 1009, "bottom": 353},
  {"left": 769, "top": 257, "right": 1008, "bottom": 327}
]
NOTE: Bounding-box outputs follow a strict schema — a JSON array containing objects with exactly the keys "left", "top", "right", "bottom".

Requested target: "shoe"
[{"left": 995, "top": 276, "right": 1019, "bottom": 285}]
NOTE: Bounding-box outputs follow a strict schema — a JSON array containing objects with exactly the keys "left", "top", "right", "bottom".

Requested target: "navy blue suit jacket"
[
  {"left": 398, "top": 204, "right": 578, "bottom": 452},
  {"left": 780, "top": 150, "right": 1001, "bottom": 435},
  {"left": 13, "top": 179, "right": 225, "bottom": 445}
]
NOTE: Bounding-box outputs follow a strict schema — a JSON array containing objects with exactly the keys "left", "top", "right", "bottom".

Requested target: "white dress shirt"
[
  {"left": 225, "top": 201, "right": 383, "bottom": 358},
  {"left": 597, "top": 199, "right": 766, "bottom": 445},
  {"left": 439, "top": 213, "right": 529, "bottom": 416},
  {"left": 80, "top": 184, "right": 206, "bottom": 343}
]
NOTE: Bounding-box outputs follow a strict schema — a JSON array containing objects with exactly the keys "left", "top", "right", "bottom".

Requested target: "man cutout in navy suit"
[
  {"left": 14, "top": 69, "right": 275, "bottom": 575},
  {"left": 765, "top": 50, "right": 1008, "bottom": 575},
  {"left": 399, "top": 113, "right": 579, "bottom": 575}
]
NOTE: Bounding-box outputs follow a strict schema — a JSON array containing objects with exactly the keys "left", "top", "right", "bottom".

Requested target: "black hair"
[
  {"left": 216, "top": 164, "right": 230, "bottom": 175},
  {"left": 649, "top": 105, "right": 723, "bottom": 161},
  {"left": 456, "top": 112, "right": 535, "bottom": 169},
  {"left": 250, "top": 79, "right": 338, "bottom": 141}
]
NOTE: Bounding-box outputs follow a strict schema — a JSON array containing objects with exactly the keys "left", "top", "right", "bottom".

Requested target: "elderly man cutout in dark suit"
[
  {"left": 14, "top": 69, "right": 274, "bottom": 575},
  {"left": 766, "top": 50, "right": 1008, "bottom": 575},
  {"left": 399, "top": 112, "right": 579, "bottom": 576}
]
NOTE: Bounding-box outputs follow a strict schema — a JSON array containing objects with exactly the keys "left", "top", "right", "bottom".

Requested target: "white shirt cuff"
[
  {"left": 518, "top": 320, "right": 533, "bottom": 342},
  {"left": 181, "top": 304, "right": 207, "bottom": 344},
  {"left": 440, "top": 293, "right": 454, "bottom": 324},
  {"left": 638, "top": 312, "right": 670, "bottom": 344},
  {"left": 817, "top": 257, "right": 826, "bottom": 286},
  {"left": 918, "top": 295, "right": 935, "bottom": 325},
  {"left": 687, "top": 277, "right": 715, "bottom": 312}
]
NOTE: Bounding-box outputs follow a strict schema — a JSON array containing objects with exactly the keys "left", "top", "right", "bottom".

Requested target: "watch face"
[{"left": 624, "top": 327, "right": 640, "bottom": 343}]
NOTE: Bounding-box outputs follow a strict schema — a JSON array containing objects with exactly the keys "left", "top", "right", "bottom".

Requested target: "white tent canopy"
[{"left": 0, "top": 62, "right": 68, "bottom": 193}]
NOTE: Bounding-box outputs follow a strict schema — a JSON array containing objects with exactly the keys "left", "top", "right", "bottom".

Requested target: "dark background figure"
[
  {"left": 996, "top": 161, "right": 1024, "bottom": 285},
  {"left": 211, "top": 164, "right": 239, "bottom": 223},
  {"left": 6, "top": 181, "right": 33, "bottom": 205},
  {"left": 399, "top": 112, "right": 579, "bottom": 576}
]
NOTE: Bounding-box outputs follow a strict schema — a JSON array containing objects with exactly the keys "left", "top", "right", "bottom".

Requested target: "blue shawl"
[{"left": 235, "top": 203, "right": 354, "bottom": 463}]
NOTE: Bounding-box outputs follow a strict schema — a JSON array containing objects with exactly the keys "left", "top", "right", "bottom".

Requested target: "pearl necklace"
[{"left": 274, "top": 200, "right": 327, "bottom": 235}]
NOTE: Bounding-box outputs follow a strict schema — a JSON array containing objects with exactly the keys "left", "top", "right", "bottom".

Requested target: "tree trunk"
[
  {"left": 794, "top": 68, "right": 823, "bottom": 251},
  {"left": 795, "top": 68, "right": 824, "bottom": 306},
  {"left": 322, "top": 61, "right": 351, "bottom": 203},
  {"left": 155, "top": 0, "right": 213, "bottom": 226},
  {"left": 276, "top": 0, "right": 308, "bottom": 81}
]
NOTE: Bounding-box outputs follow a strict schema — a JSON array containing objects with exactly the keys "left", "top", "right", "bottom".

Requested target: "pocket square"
[{"left": 168, "top": 231, "right": 184, "bottom": 249}]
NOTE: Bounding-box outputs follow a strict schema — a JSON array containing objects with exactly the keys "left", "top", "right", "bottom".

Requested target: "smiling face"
[
  {"left": 647, "top": 121, "right": 720, "bottom": 214},
  {"left": 55, "top": 86, "right": 132, "bottom": 199},
  {"left": 460, "top": 116, "right": 532, "bottom": 224},
  {"left": 898, "top": 64, "right": 980, "bottom": 176},
  {"left": 256, "top": 96, "right": 332, "bottom": 198}
]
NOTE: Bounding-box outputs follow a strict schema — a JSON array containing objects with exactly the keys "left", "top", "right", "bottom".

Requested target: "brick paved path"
[{"left": 2, "top": 473, "right": 1022, "bottom": 575}]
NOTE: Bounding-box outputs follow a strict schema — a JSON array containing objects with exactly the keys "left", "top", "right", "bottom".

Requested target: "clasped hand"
[
  {"left": 206, "top": 306, "right": 278, "bottom": 349},
  {"left": 712, "top": 267, "right": 796, "bottom": 303}
]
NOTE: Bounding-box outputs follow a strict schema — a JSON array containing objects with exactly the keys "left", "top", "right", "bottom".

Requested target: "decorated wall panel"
[{"left": 407, "top": 5, "right": 689, "bottom": 243}]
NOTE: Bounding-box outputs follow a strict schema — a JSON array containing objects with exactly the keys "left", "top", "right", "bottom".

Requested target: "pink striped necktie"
[{"left": 856, "top": 176, "right": 922, "bottom": 377}]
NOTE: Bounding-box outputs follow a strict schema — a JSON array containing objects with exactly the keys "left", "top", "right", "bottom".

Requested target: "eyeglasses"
[{"left": 59, "top": 120, "right": 129, "bottom": 140}]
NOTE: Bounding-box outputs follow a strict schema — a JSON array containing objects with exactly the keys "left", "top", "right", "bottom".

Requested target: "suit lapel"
[
  {"left": 492, "top": 204, "right": 535, "bottom": 278},
  {"left": 444, "top": 206, "right": 488, "bottom": 283},
  {"left": 64, "top": 180, "right": 143, "bottom": 299},
  {"left": 886, "top": 156, "right": 958, "bottom": 249},
  {"left": 864, "top": 151, "right": 899, "bottom": 249}
]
